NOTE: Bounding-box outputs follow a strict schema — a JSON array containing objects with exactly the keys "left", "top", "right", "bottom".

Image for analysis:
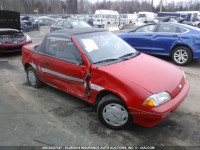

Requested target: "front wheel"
[
  {"left": 97, "top": 94, "right": 132, "bottom": 129},
  {"left": 172, "top": 46, "right": 192, "bottom": 66}
]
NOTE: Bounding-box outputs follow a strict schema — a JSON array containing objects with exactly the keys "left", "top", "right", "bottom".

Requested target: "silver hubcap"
[
  {"left": 103, "top": 103, "right": 128, "bottom": 127},
  {"left": 174, "top": 49, "right": 188, "bottom": 64},
  {"left": 28, "top": 70, "right": 36, "bottom": 86}
]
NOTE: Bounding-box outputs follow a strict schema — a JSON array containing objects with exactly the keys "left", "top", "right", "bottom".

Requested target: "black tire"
[
  {"left": 172, "top": 46, "right": 192, "bottom": 66},
  {"left": 26, "top": 66, "right": 42, "bottom": 88},
  {"left": 198, "top": 23, "right": 200, "bottom": 28},
  {"left": 97, "top": 94, "right": 132, "bottom": 130}
]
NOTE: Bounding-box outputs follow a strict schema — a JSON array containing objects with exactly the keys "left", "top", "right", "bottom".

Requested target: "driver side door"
[{"left": 37, "top": 36, "right": 91, "bottom": 100}]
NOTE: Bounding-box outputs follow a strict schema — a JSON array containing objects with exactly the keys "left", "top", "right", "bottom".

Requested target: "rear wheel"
[
  {"left": 172, "top": 46, "right": 192, "bottom": 66},
  {"left": 97, "top": 94, "right": 132, "bottom": 129},
  {"left": 26, "top": 66, "right": 42, "bottom": 88}
]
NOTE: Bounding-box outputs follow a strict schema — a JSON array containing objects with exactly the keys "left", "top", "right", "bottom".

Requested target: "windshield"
[
  {"left": 71, "top": 21, "right": 91, "bottom": 28},
  {"left": 138, "top": 14, "right": 146, "bottom": 18},
  {"left": 75, "top": 31, "right": 137, "bottom": 64}
]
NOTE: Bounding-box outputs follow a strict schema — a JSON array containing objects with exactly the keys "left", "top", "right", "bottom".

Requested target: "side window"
[
  {"left": 158, "top": 24, "right": 177, "bottom": 33},
  {"left": 49, "top": 19, "right": 55, "bottom": 24},
  {"left": 46, "top": 37, "right": 82, "bottom": 64},
  {"left": 135, "top": 25, "right": 157, "bottom": 33},
  {"left": 56, "top": 21, "right": 63, "bottom": 27},
  {"left": 177, "top": 27, "right": 187, "bottom": 33},
  {"left": 38, "top": 19, "right": 43, "bottom": 23},
  {"left": 35, "top": 36, "right": 47, "bottom": 54},
  {"left": 40, "top": 19, "right": 47, "bottom": 24},
  {"left": 63, "top": 21, "right": 71, "bottom": 28}
]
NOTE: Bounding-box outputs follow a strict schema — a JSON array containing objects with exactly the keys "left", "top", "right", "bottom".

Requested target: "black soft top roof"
[
  {"left": 48, "top": 28, "right": 108, "bottom": 38},
  {"left": 37, "top": 28, "right": 108, "bottom": 54}
]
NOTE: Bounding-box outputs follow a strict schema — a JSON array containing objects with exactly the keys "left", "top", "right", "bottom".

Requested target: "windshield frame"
[{"left": 74, "top": 31, "right": 138, "bottom": 65}]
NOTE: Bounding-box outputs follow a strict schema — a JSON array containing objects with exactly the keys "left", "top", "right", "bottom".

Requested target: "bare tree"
[{"left": 0, "top": 0, "right": 199, "bottom": 14}]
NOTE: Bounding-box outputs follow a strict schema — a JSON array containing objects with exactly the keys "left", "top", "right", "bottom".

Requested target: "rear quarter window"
[
  {"left": 178, "top": 27, "right": 187, "bottom": 33},
  {"left": 158, "top": 24, "right": 177, "bottom": 33}
]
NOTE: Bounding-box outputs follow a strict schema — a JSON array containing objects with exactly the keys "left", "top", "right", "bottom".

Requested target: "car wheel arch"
[
  {"left": 24, "top": 63, "right": 32, "bottom": 71},
  {"left": 95, "top": 90, "right": 127, "bottom": 106},
  {"left": 97, "top": 93, "right": 133, "bottom": 129},
  {"left": 170, "top": 44, "right": 193, "bottom": 58}
]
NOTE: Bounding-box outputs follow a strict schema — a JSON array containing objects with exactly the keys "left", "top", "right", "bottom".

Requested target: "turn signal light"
[{"left": 144, "top": 99, "right": 155, "bottom": 106}]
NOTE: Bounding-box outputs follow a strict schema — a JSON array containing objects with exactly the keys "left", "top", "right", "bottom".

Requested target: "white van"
[
  {"left": 119, "top": 13, "right": 137, "bottom": 24},
  {"left": 93, "top": 10, "right": 119, "bottom": 27},
  {"left": 138, "top": 12, "right": 155, "bottom": 22}
]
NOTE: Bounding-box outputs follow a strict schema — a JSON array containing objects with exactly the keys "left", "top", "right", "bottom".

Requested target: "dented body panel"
[
  {"left": 22, "top": 29, "right": 190, "bottom": 127},
  {"left": 118, "top": 22, "right": 200, "bottom": 60}
]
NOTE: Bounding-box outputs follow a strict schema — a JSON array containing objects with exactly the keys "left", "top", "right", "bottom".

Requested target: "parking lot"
[{"left": 0, "top": 30, "right": 200, "bottom": 148}]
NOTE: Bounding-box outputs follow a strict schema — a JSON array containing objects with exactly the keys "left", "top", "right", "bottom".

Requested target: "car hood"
[
  {"left": 98, "top": 53, "right": 183, "bottom": 98},
  {"left": 0, "top": 10, "right": 20, "bottom": 30}
]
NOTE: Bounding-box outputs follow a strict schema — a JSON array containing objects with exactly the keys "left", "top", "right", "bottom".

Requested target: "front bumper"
[
  {"left": 128, "top": 79, "right": 190, "bottom": 127},
  {"left": 0, "top": 41, "right": 32, "bottom": 53}
]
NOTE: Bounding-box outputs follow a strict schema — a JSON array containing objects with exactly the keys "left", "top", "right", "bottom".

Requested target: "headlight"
[
  {"left": 26, "top": 34, "right": 32, "bottom": 42},
  {"left": 143, "top": 92, "right": 171, "bottom": 106}
]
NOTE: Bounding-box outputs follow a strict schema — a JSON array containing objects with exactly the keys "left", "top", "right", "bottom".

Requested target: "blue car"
[
  {"left": 21, "top": 16, "right": 38, "bottom": 32},
  {"left": 118, "top": 22, "right": 200, "bottom": 65}
]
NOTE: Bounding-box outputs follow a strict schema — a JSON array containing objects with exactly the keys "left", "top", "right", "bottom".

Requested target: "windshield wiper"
[
  {"left": 119, "top": 52, "right": 140, "bottom": 59},
  {"left": 93, "top": 52, "right": 140, "bottom": 65},
  {"left": 93, "top": 58, "right": 120, "bottom": 64}
]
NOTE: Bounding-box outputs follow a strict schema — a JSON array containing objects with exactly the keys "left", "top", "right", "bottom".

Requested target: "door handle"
[{"left": 45, "top": 62, "right": 50, "bottom": 66}]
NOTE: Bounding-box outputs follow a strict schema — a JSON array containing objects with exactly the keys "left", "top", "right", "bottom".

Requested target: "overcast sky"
[{"left": 91, "top": 0, "right": 189, "bottom": 6}]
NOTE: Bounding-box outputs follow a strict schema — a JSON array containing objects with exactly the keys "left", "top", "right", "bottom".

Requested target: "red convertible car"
[
  {"left": 0, "top": 10, "right": 32, "bottom": 53},
  {"left": 22, "top": 28, "right": 190, "bottom": 129}
]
